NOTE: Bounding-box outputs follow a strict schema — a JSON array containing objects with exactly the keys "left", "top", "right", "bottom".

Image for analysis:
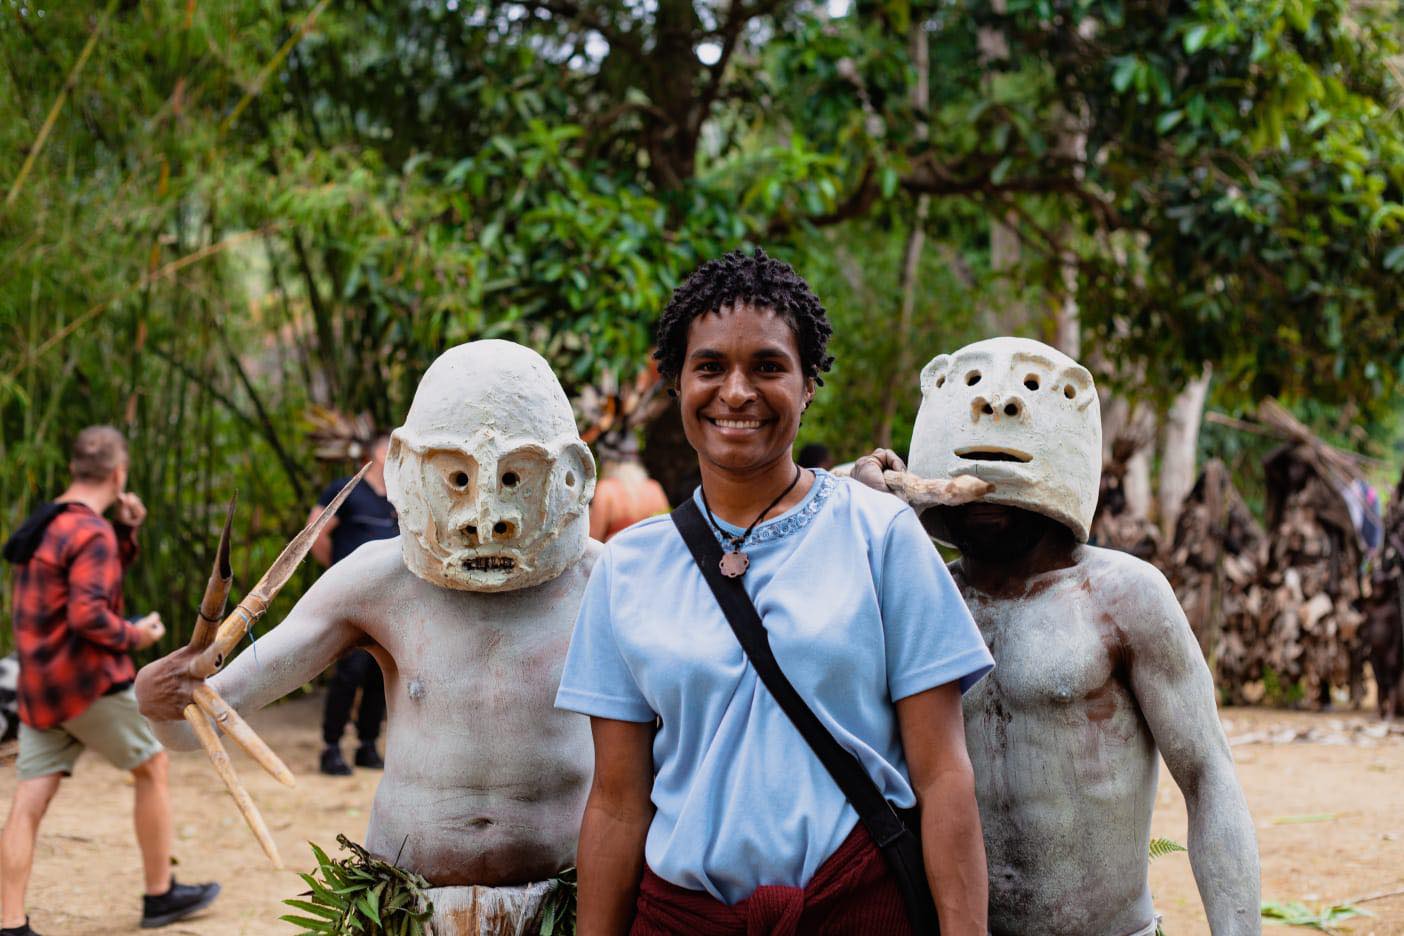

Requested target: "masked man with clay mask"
[
  {"left": 135, "top": 341, "right": 599, "bottom": 935},
  {"left": 854, "top": 337, "right": 1260, "bottom": 935}
]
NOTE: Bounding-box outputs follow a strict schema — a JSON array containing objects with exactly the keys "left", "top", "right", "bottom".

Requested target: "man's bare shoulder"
[
  {"left": 558, "top": 538, "right": 603, "bottom": 589},
  {"left": 315, "top": 536, "right": 412, "bottom": 596},
  {"left": 1075, "top": 544, "right": 1189, "bottom": 642}
]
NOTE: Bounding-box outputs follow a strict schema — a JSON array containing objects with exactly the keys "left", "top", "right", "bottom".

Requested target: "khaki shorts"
[{"left": 16, "top": 687, "right": 162, "bottom": 781}]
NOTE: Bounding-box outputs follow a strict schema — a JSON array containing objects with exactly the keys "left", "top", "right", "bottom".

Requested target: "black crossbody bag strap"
[{"left": 671, "top": 498, "right": 940, "bottom": 934}]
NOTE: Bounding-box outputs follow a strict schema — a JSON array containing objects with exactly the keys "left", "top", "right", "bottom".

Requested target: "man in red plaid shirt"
[{"left": 0, "top": 427, "right": 218, "bottom": 934}]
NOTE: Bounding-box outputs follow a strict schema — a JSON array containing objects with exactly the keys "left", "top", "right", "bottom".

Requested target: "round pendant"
[{"left": 719, "top": 550, "right": 750, "bottom": 578}]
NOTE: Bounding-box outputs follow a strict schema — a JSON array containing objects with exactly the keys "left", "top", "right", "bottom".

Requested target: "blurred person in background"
[
  {"left": 309, "top": 433, "right": 397, "bottom": 776},
  {"left": 589, "top": 435, "right": 670, "bottom": 542},
  {"left": 0, "top": 426, "right": 218, "bottom": 934},
  {"left": 796, "top": 442, "right": 834, "bottom": 471}
]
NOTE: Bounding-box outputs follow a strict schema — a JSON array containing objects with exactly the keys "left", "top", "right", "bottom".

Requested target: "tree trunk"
[{"left": 1158, "top": 365, "right": 1213, "bottom": 539}]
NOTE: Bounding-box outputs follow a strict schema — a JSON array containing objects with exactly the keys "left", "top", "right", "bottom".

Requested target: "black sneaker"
[
  {"left": 141, "top": 879, "right": 220, "bottom": 928},
  {"left": 0, "top": 916, "right": 42, "bottom": 935},
  {"left": 354, "top": 743, "right": 384, "bottom": 769},
  {"left": 320, "top": 745, "right": 352, "bottom": 776}
]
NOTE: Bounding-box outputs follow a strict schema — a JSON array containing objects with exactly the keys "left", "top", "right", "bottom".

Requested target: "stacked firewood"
[
  {"left": 1167, "top": 460, "right": 1271, "bottom": 700},
  {"left": 1090, "top": 441, "right": 1161, "bottom": 563},
  {"left": 1167, "top": 401, "right": 1374, "bottom": 708},
  {"left": 1257, "top": 439, "right": 1367, "bottom": 706}
]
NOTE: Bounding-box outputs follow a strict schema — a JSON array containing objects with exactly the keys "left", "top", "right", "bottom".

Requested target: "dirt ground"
[{"left": 2, "top": 695, "right": 1401, "bottom": 935}]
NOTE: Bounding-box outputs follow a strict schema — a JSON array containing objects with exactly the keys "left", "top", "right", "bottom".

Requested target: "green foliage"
[
  {"left": 282, "top": 835, "right": 433, "bottom": 936},
  {"left": 1148, "top": 837, "right": 1187, "bottom": 860},
  {"left": 1262, "top": 665, "right": 1307, "bottom": 707},
  {"left": 539, "top": 868, "right": 577, "bottom": 936},
  {"left": 1261, "top": 899, "right": 1369, "bottom": 931},
  {"left": 1, "top": 0, "right": 1400, "bottom": 654}
]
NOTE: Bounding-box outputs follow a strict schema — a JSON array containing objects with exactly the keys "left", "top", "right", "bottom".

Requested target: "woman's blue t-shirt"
[{"left": 555, "top": 470, "right": 993, "bottom": 904}]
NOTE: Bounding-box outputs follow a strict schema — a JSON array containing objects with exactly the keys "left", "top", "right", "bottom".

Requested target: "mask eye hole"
[
  {"left": 1024, "top": 375, "right": 1040, "bottom": 391},
  {"left": 501, "top": 471, "right": 519, "bottom": 487},
  {"left": 966, "top": 371, "right": 981, "bottom": 386},
  {"left": 565, "top": 471, "right": 576, "bottom": 487},
  {"left": 1064, "top": 384, "right": 1076, "bottom": 400},
  {"left": 935, "top": 376, "right": 945, "bottom": 388},
  {"left": 450, "top": 470, "right": 470, "bottom": 489}
]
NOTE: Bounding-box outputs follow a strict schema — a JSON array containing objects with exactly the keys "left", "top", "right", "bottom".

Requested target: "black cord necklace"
[{"left": 699, "top": 464, "right": 805, "bottom": 578}]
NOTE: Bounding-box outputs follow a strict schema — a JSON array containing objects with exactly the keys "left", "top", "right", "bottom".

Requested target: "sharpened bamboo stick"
[
  {"left": 192, "top": 684, "right": 294, "bottom": 787},
  {"left": 183, "top": 705, "right": 282, "bottom": 868},
  {"left": 190, "top": 496, "right": 236, "bottom": 651},
  {"left": 191, "top": 465, "right": 369, "bottom": 678}
]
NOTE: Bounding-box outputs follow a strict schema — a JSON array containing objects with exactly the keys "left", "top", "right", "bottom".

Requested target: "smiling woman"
[{"left": 554, "top": 249, "right": 996, "bottom": 935}]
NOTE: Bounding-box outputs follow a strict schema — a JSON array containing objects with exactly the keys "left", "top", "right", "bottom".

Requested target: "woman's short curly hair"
[{"left": 653, "top": 248, "right": 834, "bottom": 385}]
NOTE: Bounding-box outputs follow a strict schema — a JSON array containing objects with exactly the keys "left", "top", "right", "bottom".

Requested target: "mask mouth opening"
[
  {"left": 462, "top": 555, "right": 517, "bottom": 572},
  {"left": 954, "top": 447, "right": 1032, "bottom": 464}
]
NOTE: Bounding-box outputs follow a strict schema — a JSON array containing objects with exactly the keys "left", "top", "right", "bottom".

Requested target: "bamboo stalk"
[
  {"left": 183, "top": 706, "right": 282, "bottom": 868},
  {"left": 2, "top": 225, "right": 278, "bottom": 383},
  {"left": 191, "top": 684, "right": 294, "bottom": 787},
  {"left": 218, "top": 0, "right": 331, "bottom": 135},
  {"left": 4, "top": 0, "right": 119, "bottom": 211}
]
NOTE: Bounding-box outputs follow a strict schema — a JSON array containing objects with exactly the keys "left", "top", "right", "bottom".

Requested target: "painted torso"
[
  {"left": 209, "top": 537, "right": 598, "bottom": 887},
  {"left": 353, "top": 538, "right": 598, "bottom": 885},
  {"left": 954, "top": 546, "right": 1158, "bottom": 936}
]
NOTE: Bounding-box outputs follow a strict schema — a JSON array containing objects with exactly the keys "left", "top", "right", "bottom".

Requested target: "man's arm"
[
  {"left": 576, "top": 717, "right": 654, "bottom": 936},
  {"left": 896, "top": 682, "right": 988, "bottom": 936},
  {"left": 136, "top": 545, "right": 370, "bottom": 750},
  {"left": 1124, "top": 566, "right": 1261, "bottom": 935}
]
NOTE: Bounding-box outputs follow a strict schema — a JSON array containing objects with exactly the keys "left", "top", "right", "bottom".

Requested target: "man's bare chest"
[
  {"left": 360, "top": 574, "right": 585, "bottom": 716},
  {"left": 962, "top": 588, "right": 1133, "bottom": 728}
]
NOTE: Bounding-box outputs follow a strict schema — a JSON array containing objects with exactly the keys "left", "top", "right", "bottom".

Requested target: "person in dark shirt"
[
  {"left": 1, "top": 426, "right": 219, "bottom": 934},
  {"left": 308, "top": 434, "right": 397, "bottom": 776}
]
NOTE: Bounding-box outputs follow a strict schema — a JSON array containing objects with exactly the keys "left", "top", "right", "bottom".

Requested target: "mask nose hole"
[
  {"left": 972, "top": 397, "right": 993, "bottom": 421},
  {"left": 1003, "top": 400, "right": 1021, "bottom": 417},
  {"left": 492, "top": 520, "right": 515, "bottom": 540},
  {"left": 461, "top": 524, "right": 480, "bottom": 546}
]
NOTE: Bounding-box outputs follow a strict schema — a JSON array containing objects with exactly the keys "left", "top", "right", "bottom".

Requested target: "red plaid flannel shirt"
[{"left": 10, "top": 503, "right": 142, "bottom": 729}]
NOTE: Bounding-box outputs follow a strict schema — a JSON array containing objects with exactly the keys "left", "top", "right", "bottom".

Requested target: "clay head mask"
[
  {"left": 384, "top": 340, "right": 597, "bottom": 592},
  {"left": 908, "top": 336, "right": 1101, "bottom": 544}
]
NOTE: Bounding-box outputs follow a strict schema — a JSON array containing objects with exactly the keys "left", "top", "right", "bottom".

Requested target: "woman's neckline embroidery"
[{"left": 698, "top": 470, "right": 835, "bottom": 547}]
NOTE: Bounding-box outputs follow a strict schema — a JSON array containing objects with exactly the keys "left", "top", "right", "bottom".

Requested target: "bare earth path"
[{"left": 2, "top": 696, "right": 1402, "bottom": 935}]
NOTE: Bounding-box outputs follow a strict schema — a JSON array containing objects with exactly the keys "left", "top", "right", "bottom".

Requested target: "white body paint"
[
  {"left": 904, "top": 337, "right": 1260, "bottom": 934},
  {"left": 151, "top": 341, "right": 598, "bottom": 907},
  {"left": 909, "top": 337, "right": 1101, "bottom": 543}
]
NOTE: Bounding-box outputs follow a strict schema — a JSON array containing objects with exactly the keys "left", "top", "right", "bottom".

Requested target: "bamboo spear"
[{"left": 182, "top": 466, "right": 367, "bottom": 867}]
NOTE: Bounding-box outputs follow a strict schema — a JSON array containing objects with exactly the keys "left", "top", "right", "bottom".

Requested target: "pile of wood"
[
  {"left": 1364, "top": 474, "right": 1404, "bottom": 717},
  {"left": 1090, "top": 440, "right": 1161, "bottom": 562},
  {"left": 1257, "top": 436, "right": 1368, "bottom": 707},
  {"left": 1167, "top": 401, "right": 1374, "bottom": 708},
  {"left": 1166, "top": 460, "right": 1271, "bottom": 700}
]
